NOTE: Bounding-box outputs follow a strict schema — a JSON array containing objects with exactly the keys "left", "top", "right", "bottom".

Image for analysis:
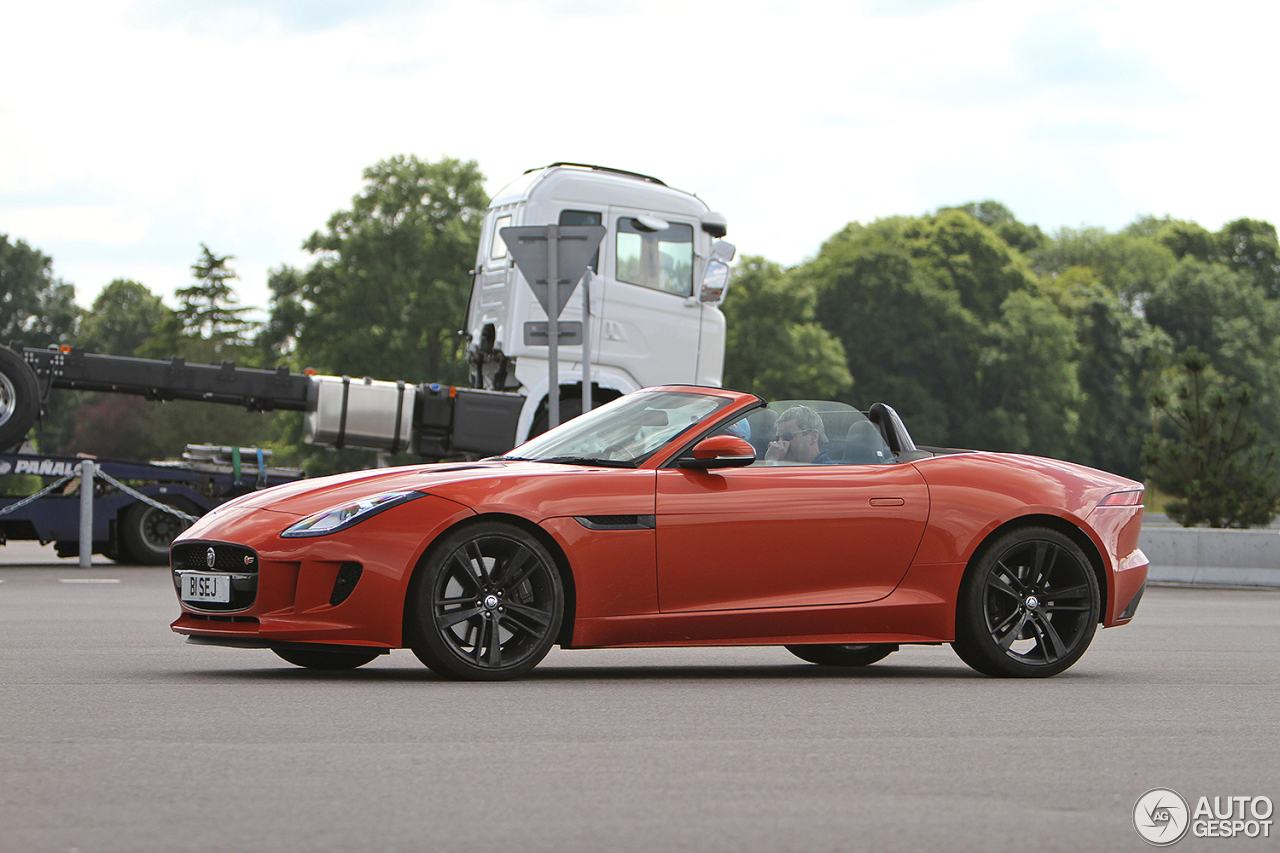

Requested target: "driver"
[{"left": 764, "top": 405, "right": 832, "bottom": 464}]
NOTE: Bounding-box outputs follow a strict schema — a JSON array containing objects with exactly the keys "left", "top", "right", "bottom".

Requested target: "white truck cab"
[{"left": 465, "top": 163, "right": 734, "bottom": 441}]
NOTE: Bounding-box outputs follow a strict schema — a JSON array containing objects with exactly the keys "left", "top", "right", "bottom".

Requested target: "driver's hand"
[{"left": 765, "top": 439, "right": 788, "bottom": 461}]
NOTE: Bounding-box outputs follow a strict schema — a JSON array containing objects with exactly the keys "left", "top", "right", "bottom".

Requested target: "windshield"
[{"left": 504, "top": 390, "right": 734, "bottom": 466}]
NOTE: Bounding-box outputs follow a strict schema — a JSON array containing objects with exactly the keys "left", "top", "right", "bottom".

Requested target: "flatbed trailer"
[{"left": 0, "top": 446, "right": 302, "bottom": 564}]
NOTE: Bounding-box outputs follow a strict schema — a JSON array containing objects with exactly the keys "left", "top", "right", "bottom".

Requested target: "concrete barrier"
[{"left": 1139, "top": 516, "right": 1280, "bottom": 588}]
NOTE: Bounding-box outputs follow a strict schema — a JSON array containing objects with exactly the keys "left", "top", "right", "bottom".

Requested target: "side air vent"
[
  {"left": 330, "top": 562, "right": 363, "bottom": 606},
  {"left": 574, "top": 515, "right": 656, "bottom": 531}
]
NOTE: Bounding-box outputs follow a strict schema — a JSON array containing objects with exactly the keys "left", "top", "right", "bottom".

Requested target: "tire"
[
  {"left": 0, "top": 346, "right": 40, "bottom": 451},
  {"left": 273, "top": 647, "right": 381, "bottom": 670},
  {"left": 119, "top": 498, "right": 198, "bottom": 565},
  {"left": 407, "top": 521, "right": 564, "bottom": 681},
  {"left": 951, "top": 526, "right": 1100, "bottom": 678},
  {"left": 785, "top": 643, "right": 898, "bottom": 667},
  {"left": 530, "top": 397, "right": 582, "bottom": 438}
]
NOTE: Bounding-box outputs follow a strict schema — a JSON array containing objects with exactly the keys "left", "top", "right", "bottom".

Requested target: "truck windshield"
[
  {"left": 499, "top": 390, "right": 731, "bottom": 466},
  {"left": 617, "top": 219, "right": 694, "bottom": 297}
]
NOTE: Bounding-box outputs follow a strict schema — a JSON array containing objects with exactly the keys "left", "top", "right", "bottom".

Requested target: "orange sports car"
[{"left": 171, "top": 386, "right": 1148, "bottom": 680}]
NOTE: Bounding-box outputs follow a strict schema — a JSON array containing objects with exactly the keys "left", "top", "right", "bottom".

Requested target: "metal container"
[{"left": 304, "top": 375, "right": 416, "bottom": 453}]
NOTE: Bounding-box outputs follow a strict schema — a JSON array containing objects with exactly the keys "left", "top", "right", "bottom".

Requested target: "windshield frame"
[{"left": 498, "top": 388, "right": 740, "bottom": 467}]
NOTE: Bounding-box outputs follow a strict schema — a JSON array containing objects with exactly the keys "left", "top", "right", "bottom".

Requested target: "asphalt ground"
[{"left": 1, "top": 541, "right": 1277, "bottom": 853}]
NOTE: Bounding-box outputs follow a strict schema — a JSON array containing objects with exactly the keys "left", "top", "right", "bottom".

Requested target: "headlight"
[{"left": 280, "top": 491, "right": 424, "bottom": 538}]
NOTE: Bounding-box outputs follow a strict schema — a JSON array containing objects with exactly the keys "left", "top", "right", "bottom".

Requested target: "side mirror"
[
  {"left": 678, "top": 435, "right": 755, "bottom": 469},
  {"left": 699, "top": 241, "right": 736, "bottom": 304}
]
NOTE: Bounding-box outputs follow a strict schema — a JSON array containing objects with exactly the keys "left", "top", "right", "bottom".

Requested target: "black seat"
[{"left": 843, "top": 420, "right": 892, "bottom": 464}]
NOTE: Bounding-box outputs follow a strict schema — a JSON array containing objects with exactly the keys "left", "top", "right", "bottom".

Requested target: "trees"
[
  {"left": 267, "top": 155, "right": 488, "bottom": 384},
  {"left": 1050, "top": 272, "right": 1169, "bottom": 479},
  {"left": 0, "top": 234, "right": 80, "bottom": 347},
  {"left": 77, "top": 279, "right": 171, "bottom": 356},
  {"left": 1145, "top": 350, "right": 1280, "bottom": 528},
  {"left": 142, "top": 245, "right": 255, "bottom": 363},
  {"left": 720, "top": 256, "right": 852, "bottom": 402},
  {"left": 1143, "top": 259, "right": 1280, "bottom": 447},
  {"left": 179, "top": 244, "right": 254, "bottom": 343},
  {"left": 1030, "top": 225, "right": 1176, "bottom": 309},
  {"left": 799, "top": 210, "right": 1083, "bottom": 456}
]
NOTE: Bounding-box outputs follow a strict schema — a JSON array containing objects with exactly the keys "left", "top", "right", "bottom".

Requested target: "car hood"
[{"left": 219, "top": 460, "right": 638, "bottom": 519}]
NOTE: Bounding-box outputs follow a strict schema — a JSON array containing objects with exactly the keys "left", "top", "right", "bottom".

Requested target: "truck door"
[{"left": 598, "top": 208, "right": 704, "bottom": 386}]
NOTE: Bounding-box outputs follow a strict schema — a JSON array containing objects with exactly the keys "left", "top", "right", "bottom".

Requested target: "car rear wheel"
[
  {"left": 952, "top": 526, "right": 1099, "bottom": 678},
  {"left": 407, "top": 522, "right": 564, "bottom": 681},
  {"left": 272, "top": 647, "right": 381, "bottom": 670},
  {"left": 785, "top": 644, "right": 898, "bottom": 667}
]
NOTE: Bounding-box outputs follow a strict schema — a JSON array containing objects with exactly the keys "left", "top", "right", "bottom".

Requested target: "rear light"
[{"left": 1098, "top": 489, "right": 1144, "bottom": 507}]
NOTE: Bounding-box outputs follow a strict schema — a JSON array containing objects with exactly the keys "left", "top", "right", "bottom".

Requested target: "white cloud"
[{"left": 2, "top": 0, "right": 1279, "bottom": 317}]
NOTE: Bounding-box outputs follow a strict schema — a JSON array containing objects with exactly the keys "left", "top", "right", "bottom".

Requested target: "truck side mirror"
[{"left": 698, "top": 241, "right": 735, "bottom": 304}]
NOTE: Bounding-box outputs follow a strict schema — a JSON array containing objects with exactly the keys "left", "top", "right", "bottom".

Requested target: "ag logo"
[
  {"left": 1134, "top": 788, "right": 1190, "bottom": 845},
  {"left": 206, "top": 547, "right": 216, "bottom": 568}
]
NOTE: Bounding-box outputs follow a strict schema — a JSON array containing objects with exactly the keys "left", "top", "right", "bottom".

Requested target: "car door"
[{"left": 654, "top": 463, "right": 930, "bottom": 612}]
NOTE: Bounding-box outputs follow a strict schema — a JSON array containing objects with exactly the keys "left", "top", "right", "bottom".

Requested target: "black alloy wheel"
[
  {"left": 952, "top": 526, "right": 1100, "bottom": 678},
  {"left": 407, "top": 522, "right": 564, "bottom": 681},
  {"left": 273, "top": 647, "right": 382, "bottom": 670},
  {"left": 785, "top": 644, "right": 898, "bottom": 667}
]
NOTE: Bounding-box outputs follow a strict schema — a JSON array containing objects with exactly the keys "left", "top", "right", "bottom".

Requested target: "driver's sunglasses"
[{"left": 774, "top": 429, "right": 813, "bottom": 442}]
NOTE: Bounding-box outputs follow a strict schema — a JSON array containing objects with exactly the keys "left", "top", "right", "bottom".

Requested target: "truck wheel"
[
  {"left": 530, "top": 398, "right": 582, "bottom": 438},
  {"left": 0, "top": 346, "right": 40, "bottom": 451},
  {"left": 119, "top": 498, "right": 198, "bottom": 565}
]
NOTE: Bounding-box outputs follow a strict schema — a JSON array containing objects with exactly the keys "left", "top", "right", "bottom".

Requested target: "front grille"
[
  {"left": 172, "top": 541, "right": 260, "bottom": 612},
  {"left": 173, "top": 542, "right": 260, "bottom": 573}
]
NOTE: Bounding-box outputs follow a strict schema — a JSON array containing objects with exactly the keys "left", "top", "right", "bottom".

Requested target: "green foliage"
[
  {"left": 1219, "top": 217, "right": 1280, "bottom": 297},
  {"left": 1150, "top": 217, "right": 1218, "bottom": 262},
  {"left": 1143, "top": 259, "right": 1280, "bottom": 447},
  {"left": 940, "top": 201, "right": 1046, "bottom": 253},
  {"left": 77, "top": 279, "right": 171, "bottom": 356},
  {"left": 177, "top": 244, "right": 255, "bottom": 342},
  {"left": 1144, "top": 350, "right": 1280, "bottom": 528},
  {"left": 268, "top": 155, "right": 488, "bottom": 384},
  {"left": 0, "top": 234, "right": 81, "bottom": 346},
  {"left": 800, "top": 210, "right": 1081, "bottom": 455},
  {"left": 976, "top": 289, "right": 1083, "bottom": 460},
  {"left": 1030, "top": 225, "right": 1176, "bottom": 308},
  {"left": 140, "top": 246, "right": 260, "bottom": 368},
  {"left": 1050, "top": 272, "right": 1170, "bottom": 478},
  {"left": 721, "top": 256, "right": 852, "bottom": 401}
]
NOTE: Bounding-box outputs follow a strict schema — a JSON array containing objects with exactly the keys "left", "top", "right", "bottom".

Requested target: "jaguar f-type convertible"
[{"left": 170, "top": 386, "right": 1148, "bottom": 680}]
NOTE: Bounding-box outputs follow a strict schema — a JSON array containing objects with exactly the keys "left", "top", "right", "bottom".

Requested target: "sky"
[{"left": 3, "top": 0, "right": 1280, "bottom": 321}]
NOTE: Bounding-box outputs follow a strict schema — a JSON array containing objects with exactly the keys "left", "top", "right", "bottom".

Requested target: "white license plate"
[{"left": 180, "top": 573, "right": 231, "bottom": 603}]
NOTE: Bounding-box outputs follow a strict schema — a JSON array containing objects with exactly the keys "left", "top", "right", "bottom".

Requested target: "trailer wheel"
[
  {"left": 119, "top": 498, "right": 199, "bottom": 565},
  {"left": 0, "top": 346, "right": 40, "bottom": 451}
]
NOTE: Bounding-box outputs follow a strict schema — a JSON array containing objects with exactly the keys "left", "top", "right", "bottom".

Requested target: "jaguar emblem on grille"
[{"left": 206, "top": 547, "right": 216, "bottom": 568}]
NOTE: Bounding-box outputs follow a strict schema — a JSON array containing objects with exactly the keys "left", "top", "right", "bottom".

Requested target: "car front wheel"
[
  {"left": 952, "top": 526, "right": 1100, "bottom": 678},
  {"left": 407, "top": 522, "right": 564, "bottom": 681}
]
